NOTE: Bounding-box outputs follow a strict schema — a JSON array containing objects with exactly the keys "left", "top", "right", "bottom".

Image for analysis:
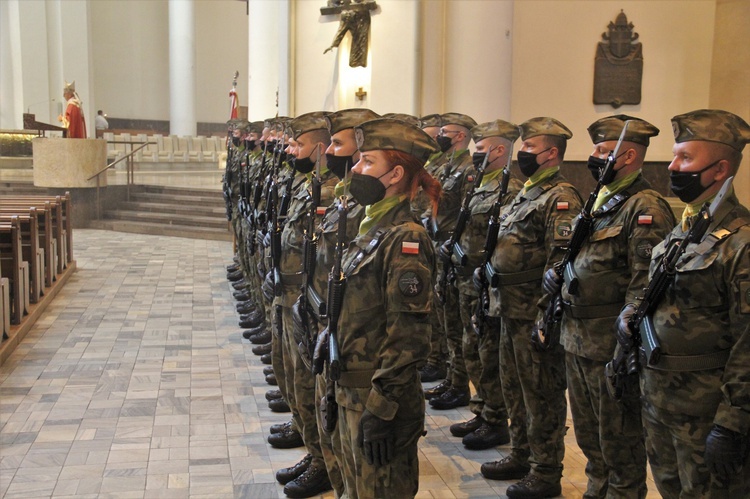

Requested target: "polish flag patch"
[
  {"left": 638, "top": 214, "right": 653, "bottom": 225},
  {"left": 402, "top": 242, "right": 420, "bottom": 255},
  {"left": 556, "top": 201, "right": 569, "bottom": 211},
  {"left": 316, "top": 206, "right": 327, "bottom": 216}
]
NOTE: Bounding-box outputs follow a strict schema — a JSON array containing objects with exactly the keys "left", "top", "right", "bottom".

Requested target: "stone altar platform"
[{"left": 32, "top": 137, "right": 107, "bottom": 188}]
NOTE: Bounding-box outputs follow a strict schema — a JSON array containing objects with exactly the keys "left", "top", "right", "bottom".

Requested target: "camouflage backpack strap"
[
  {"left": 693, "top": 216, "right": 750, "bottom": 256},
  {"left": 343, "top": 228, "right": 390, "bottom": 277},
  {"left": 593, "top": 190, "right": 632, "bottom": 216}
]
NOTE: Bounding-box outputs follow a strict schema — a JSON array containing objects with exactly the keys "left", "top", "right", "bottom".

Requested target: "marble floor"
[{"left": 0, "top": 228, "right": 660, "bottom": 498}]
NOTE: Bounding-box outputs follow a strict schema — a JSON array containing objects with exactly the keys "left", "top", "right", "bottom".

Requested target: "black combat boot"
[
  {"left": 481, "top": 455, "right": 531, "bottom": 481},
  {"left": 236, "top": 302, "right": 258, "bottom": 315},
  {"left": 232, "top": 279, "right": 248, "bottom": 291},
  {"left": 419, "top": 363, "right": 447, "bottom": 383},
  {"left": 265, "top": 372, "right": 277, "bottom": 385},
  {"left": 269, "top": 420, "right": 291, "bottom": 434},
  {"left": 429, "top": 386, "right": 470, "bottom": 410},
  {"left": 227, "top": 269, "right": 244, "bottom": 282},
  {"left": 269, "top": 398, "right": 290, "bottom": 413},
  {"left": 267, "top": 426, "right": 304, "bottom": 449},
  {"left": 462, "top": 421, "right": 510, "bottom": 450},
  {"left": 506, "top": 473, "right": 561, "bottom": 499},
  {"left": 252, "top": 342, "right": 272, "bottom": 356},
  {"left": 260, "top": 353, "right": 272, "bottom": 365},
  {"left": 449, "top": 415, "right": 484, "bottom": 437},
  {"left": 424, "top": 380, "right": 451, "bottom": 400},
  {"left": 263, "top": 365, "right": 274, "bottom": 376},
  {"left": 282, "top": 463, "right": 332, "bottom": 498},
  {"left": 265, "top": 389, "right": 282, "bottom": 401},
  {"left": 276, "top": 454, "right": 312, "bottom": 485},
  {"left": 233, "top": 289, "right": 251, "bottom": 301}
]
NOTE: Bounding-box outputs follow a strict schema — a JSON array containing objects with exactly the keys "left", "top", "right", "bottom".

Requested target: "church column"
[{"left": 169, "top": 0, "right": 196, "bottom": 136}]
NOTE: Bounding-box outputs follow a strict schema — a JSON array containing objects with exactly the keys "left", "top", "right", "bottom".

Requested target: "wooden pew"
[
  {"left": 0, "top": 217, "right": 29, "bottom": 326},
  {"left": 0, "top": 208, "right": 44, "bottom": 303},
  {"left": 1, "top": 261, "right": 10, "bottom": 337},
  {"left": 1, "top": 195, "right": 69, "bottom": 273},
  {"left": 0, "top": 203, "right": 55, "bottom": 285}
]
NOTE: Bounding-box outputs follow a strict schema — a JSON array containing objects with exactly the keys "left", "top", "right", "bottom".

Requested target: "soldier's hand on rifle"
[
  {"left": 438, "top": 240, "right": 453, "bottom": 264},
  {"left": 312, "top": 327, "right": 330, "bottom": 375},
  {"left": 615, "top": 303, "right": 637, "bottom": 349},
  {"left": 357, "top": 410, "right": 395, "bottom": 467},
  {"left": 472, "top": 266, "right": 484, "bottom": 291},
  {"left": 291, "top": 296, "right": 306, "bottom": 345},
  {"left": 262, "top": 271, "right": 275, "bottom": 302},
  {"left": 704, "top": 425, "right": 748, "bottom": 479},
  {"left": 542, "top": 267, "right": 563, "bottom": 296}
]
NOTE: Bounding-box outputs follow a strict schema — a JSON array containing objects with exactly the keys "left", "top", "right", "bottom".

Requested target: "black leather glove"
[
  {"left": 542, "top": 267, "right": 562, "bottom": 296},
  {"left": 312, "top": 327, "right": 329, "bottom": 375},
  {"left": 438, "top": 239, "right": 453, "bottom": 263},
  {"left": 357, "top": 410, "right": 395, "bottom": 467},
  {"left": 472, "top": 266, "right": 485, "bottom": 291},
  {"left": 705, "top": 425, "right": 748, "bottom": 479},
  {"left": 262, "top": 271, "right": 275, "bottom": 302},
  {"left": 615, "top": 303, "right": 638, "bottom": 350}
]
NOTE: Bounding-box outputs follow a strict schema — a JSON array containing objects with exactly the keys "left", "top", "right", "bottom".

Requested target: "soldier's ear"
[
  {"left": 714, "top": 159, "right": 732, "bottom": 181},
  {"left": 389, "top": 165, "right": 405, "bottom": 185}
]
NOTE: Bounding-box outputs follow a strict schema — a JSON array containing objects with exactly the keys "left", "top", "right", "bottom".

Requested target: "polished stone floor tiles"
[{"left": 0, "top": 229, "right": 660, "bottom": 498}]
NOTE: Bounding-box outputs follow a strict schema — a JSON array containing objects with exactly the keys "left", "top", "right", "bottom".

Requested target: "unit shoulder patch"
[{"left": 398, "top": 271, "right": 424, "bottom": 297}]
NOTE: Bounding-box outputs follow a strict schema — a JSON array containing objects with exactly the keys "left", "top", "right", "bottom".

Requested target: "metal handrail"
[{"left": 89, "top": 140, "right": 154, "bottom": 220}]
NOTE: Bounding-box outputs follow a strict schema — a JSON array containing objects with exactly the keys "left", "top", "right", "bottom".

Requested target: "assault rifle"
[
  {"left": 532, "top": 121, "right": 631, "bottom": 351},
  {"left": 248, "top": 141, "right": 270, "bottom": 256},
  {"left": 606, "top": 176, "right": 734, "bottom": 399},
  {"left": 472, "top": 143, "right": 513, "bottom": 336},
  {"left": 222, "top": 131, "right": 233, "bottom": 220},
  {"left": 436, "top": 148, "right": 491, "bottom": 303}
]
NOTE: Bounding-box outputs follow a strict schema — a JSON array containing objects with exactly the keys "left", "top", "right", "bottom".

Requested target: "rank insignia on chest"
[
  {"left": 316, "top": 206, "right": 327, "bottom": 216},
  {"left": 402, "top": 242, "right": 420, "bottom": 254},
  {"left": 556, "top": 201, "right": 569, "bottom": 211},
  {"left": 638, "top": 214, "right": 653, "bottom": 225}
]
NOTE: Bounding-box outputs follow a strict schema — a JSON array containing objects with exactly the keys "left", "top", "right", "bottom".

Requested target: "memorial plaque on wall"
[{"left": 594, "top": 10, "right": 643, "bottom": 108}]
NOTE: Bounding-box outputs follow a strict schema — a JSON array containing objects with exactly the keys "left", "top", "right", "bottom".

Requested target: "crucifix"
[{"left": 321, "top": 0, "right": 378, "bottom": 68}]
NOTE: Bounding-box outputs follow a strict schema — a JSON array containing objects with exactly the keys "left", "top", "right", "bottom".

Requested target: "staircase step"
[
  {"left": 129, "top": 191, "right": 225, "bottom": 206},
  {"left": 135, "top": 185, "right": 223, "bottom": 198},
  {"left": 119, "top": 201, "right": 226, "bottom": 216},
  {"left": 89, "top": 219, "right": 232, "bottom": 241},
  {"left": 104, "top": 209, "right": 229, "bottom": 229}
]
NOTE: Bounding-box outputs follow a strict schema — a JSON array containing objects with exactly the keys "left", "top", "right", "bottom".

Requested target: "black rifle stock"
[
  {"left": 535, "top": 121, "right": 632, "bottom": 350},
  {"left": 436, "top": 149, "right": 491, "bottom": 303}
]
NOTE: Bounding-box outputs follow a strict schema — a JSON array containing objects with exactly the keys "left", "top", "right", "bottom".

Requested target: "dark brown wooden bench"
[
  {"left": 1, "top": 202, "right": 56, "bottom": 284},
  {"left": 0, "top": 217, "right": 29, "bottom": 327},
  {"left": 0, "top": 209, "right": 44, "bottom": 304}
]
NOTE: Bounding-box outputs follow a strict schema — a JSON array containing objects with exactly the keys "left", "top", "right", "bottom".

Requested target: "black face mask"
[
  {"left": 326, "top": 153, "right": 353, "bottom": 179},
  {"left": 516, "top": 147, "right": 551, "bottom": 178},
  {"left": 266, "top": 140, "right": 278, "bottom": 151},
  {"left": 246, "top": 139, "right": 258, "bottom": 150},
  {"left": 586, "top": 151, "right": 627, "bottom": 184},
  {"left": 436, "top": 135, "right": 453, "bottom": 154},
  {"left": 472, "top": 152, "right": 487, "bottom": 170},
  {"left": 231, "top": 137, "right": 241, "bottom": 147},
  {"left": 669, "top": 160, "right": 720, "bottom": 203},
  {"left": 292, "top": 155, "right": 315, "bottom": 174},
  {"left": 278, "top": 151, "right": 288, "bottom": 164},
  {"left": 349, "top": 170, "right": 391, "bottom": 206}
]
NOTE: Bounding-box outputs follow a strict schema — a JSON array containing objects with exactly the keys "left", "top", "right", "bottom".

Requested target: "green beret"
[
  {"left": 325, "top": 109, "right": 380, "bottom": 135},
  {"left": 289, "top": 112, "right": 329, "bottom": 140},
  {"left": 519, "top": 117, "right": 573, "bottom": 140},
  {"left": 248, "top": 121, "right": 265, "bottom": 134},
  {"left": 441, "top": 112, "right": 477, "bottom": 130},
  {"left": 381, "top": 113, "right": 420, "bottom": 127},
  {"left": 671, "top": 109, "right": 750, "bottom": 152},
  {"left": 354, "top": 118, "right": 438, "bottom": 163},
  {"left": 587, "top": 115, "right": 659, "bottom": 146},
  {"left": 419, "top": 114, "right": 443, "bottom": 129},
  {"left": 471, "top": 120, "right": 521, "bottom": 143}
]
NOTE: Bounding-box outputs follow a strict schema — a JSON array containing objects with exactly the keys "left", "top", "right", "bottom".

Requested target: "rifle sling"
[
  {"left": 693, "top": 218, "right": 749, "bottom": 256},
  {"left": 488, "top": 265, "right": 544, "bottom": 287},
  {"left": 343, "top": 228, "right": 388, "bottom": 277}
]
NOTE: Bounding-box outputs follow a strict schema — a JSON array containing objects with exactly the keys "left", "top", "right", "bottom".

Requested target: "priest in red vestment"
[{"left": 59, "top": 81, "right": 87, "bottom": 138}]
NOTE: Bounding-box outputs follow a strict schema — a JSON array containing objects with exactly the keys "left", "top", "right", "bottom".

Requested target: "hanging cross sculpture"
[{"left": 322, "top": 0, "right": 378, "bottom": 68}]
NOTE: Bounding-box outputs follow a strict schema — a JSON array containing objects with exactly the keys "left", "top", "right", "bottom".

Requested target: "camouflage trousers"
[
  {"left": 641, "top": 393, "right": 750, "bottom": 499},
  {"left": 499, "top": 316, "right": 567, "bottom": 482},
  {"left": 458, "top": 289, "right": 507, "bottom": 424},
  {"left": 280, "top": 302, "right": 325, "bottom": 468},
  {"left": 566, "top": 352, "right": 646, "bottom": 499},
  {"left": 270, "top": 303, "right": 295, "bottom": 430},
  {"left": 335, "top": 388, "right": 423, "bottom": 499},
  {"left": 315, "top": 371, "right": 345, "bottom": 497},
  {"left": 441, "top": 280, "right": 467, "bottom": 389},
  {"left": 425, "top": 304, "right": 449, "bottom": 373}
]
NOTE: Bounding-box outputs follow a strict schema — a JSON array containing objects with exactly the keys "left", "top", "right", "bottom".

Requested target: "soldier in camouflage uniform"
[
  {"left": 544, "top": 115, "right": 676, "bottom": 498},
  {"left": 273, "top": 112, "right": 340, "bottom": 498},
  {"left": 329, "top": 118, "right": 441, "bottom": 498},
  {"left": 480, "top": 117, "right": 583, "bottom": 499},
  {"left": 617, "top": 109, "right": 750, "bottom": 498},
  {"left": 415, "top": 114, "right": 449, "bottom": 383},
  {"left": 443, "top": 120, "right": 523, "bottom": 450},
  {"left": 426, "top": 112, "right": 478, "bottom": 410}
]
